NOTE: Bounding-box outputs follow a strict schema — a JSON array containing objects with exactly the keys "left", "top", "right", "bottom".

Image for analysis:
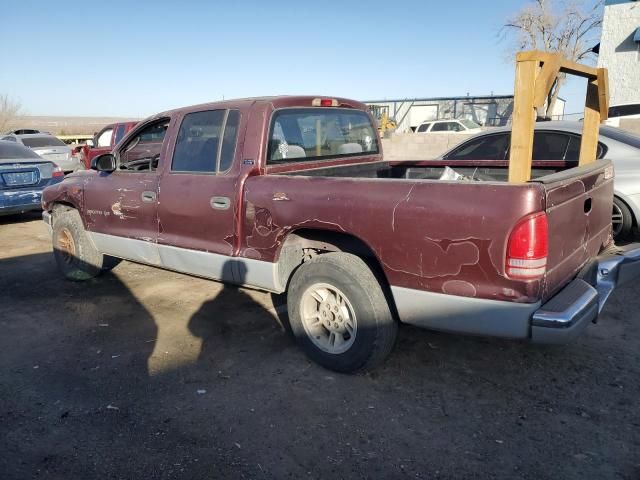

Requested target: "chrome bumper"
[
  {"left": 531, "top": 244, "right": 640, "bottom": 344},
  {"left": 42, "top": 210, "right": 53, "bottom": 233}
]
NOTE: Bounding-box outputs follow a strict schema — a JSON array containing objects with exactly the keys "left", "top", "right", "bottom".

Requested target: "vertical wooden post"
[
  {"left": 579, "top": 78, "right": 600, "bottom": 165},
  {"left": 508, "top": 59, "right": 538, "bottom": 183}
]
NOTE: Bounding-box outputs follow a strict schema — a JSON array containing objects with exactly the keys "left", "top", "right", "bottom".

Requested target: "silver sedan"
[
  {"left": 438, "top": 121, "right": 640, "bottom": 242},
  {"left": 0, "top": 133, "right": 84, "bottom": 173}
]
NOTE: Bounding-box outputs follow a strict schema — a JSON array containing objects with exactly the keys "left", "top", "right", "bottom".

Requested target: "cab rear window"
[{"left": 267, "top": 108, "right": 378, "bottom": 164}]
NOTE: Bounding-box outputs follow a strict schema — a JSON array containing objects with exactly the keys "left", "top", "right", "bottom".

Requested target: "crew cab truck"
[{"left": 42, "top": 95, "right": 640, "bottom": 372}]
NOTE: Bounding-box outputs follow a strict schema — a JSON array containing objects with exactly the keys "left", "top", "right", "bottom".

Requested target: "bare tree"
[
  {"left": 501, "top": 0, "right": 604, "bottom": 117},
  {"left": 0, "top": 94, "right": 23, "bottom": 133}
]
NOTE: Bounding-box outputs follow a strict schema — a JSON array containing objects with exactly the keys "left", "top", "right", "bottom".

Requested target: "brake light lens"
[
  {"left": 312, "top": 98, "right": 339, "bottom": 107},
  {"left": 506, "top": 212, "right": 548, "bottom": 279},
  {"left": 52, "top": 165, "right": 64, "bottom": 177}
]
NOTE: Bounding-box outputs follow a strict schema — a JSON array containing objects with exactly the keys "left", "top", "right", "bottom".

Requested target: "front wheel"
[
  {"left": 52, "top": 208, "right": 120, "bottom": 280},
  {"left": 287, "top": 252, "right": 397, "bottom": 373}
]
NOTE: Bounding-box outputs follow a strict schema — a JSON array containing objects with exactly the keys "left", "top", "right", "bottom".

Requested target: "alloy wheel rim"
[
  {"left": 57, "top": 228, "right": 76, "bottom": 264},
  {"left": 612, "top": 204, "right": 623, "bottom": 237},
  {"left": 300, "top": 283, "right": 357, "bottom": 354}
]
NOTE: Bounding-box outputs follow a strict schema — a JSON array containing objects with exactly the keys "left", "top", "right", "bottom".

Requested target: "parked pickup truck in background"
[
  {"left": 80, "top": 121, "right": 138, "bottom": 169},
  {"left": 42, "top": 96, "right": 640, "bottom": 372}
]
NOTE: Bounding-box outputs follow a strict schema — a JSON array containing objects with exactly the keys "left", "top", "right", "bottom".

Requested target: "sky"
[{"left": 0, "top": 0, "right": 598, "bottom": 118}]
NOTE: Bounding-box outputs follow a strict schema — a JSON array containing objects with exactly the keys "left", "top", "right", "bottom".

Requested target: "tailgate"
[{"left": 534, "top": 160, "right": 614, "bottom": 301}]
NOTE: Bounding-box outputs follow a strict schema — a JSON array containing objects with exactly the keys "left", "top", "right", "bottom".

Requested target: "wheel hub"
[
  {"left": 300, "top": 283, "right": 357, "bottom": 355},
  {"left": 56, "top": 227, "right": 76, "bottom": 264},
  {"left": 612, "top": 203, "right": 623, "bottom": 237}
]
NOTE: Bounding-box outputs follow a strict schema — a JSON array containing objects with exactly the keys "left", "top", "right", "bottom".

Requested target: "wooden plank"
[
  {"left": 579, "top": 78, "right": 601, "bottom": 165},
  {"left": 597, "top": 68, "right": 609, "bottom": 121},
  {"left": 517, "top": 50, "right": 599, "bottom": 79},
  {"left": 508, "top": 59, "right": 538, "bottom": 183},
  {"left": 533, "top": 55, "right": 561, "bottom": 109}
]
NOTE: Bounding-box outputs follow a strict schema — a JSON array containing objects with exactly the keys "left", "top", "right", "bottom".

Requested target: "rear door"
[
  {"left": 156, "top": 108, "right": 243, "bottom": 280},
  {"left": 538, "top": 161, "right": 614, "bottom": 300}
]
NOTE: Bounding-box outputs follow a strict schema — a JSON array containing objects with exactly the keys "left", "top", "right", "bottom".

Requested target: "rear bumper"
[
  {"left": 531, "top": 244, "right": 640, "bottom": 343},
  {"left": 390, "top": 244, "right": 640, "bottom": 342},
  {"left": 0, "top": 189, "right": 43, "bottom": 216}
]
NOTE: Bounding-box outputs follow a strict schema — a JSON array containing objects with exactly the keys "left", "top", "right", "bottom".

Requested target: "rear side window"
[
  {"left": 532, "top": 132, "right": 570, "bottom": 160},
  {"left": 172, "top": 109, "right": 240, "bottom": 173},
  {"left": 430, "top": 122, "right": 450, "bottom": 132},
  {"left": 96, "top": 128, "right": 113, "bottom": 147},
  {"left": 564, "top": 135, "right": 606, "bottom": 161},
  {"left": 20, "top": 136, "right": 66, "bottom": 148},
  {"left": 113, "top": 124, "right": 127, "bottom": 145},
  {"left": 431, "top": 122, "right": 463, "bottom": 132},
  {"left": 445, "top": 134, "right": 509, "bottom": 160},
  {"left": 417, "top": 123, "right": 431, "bottom": 133},
  {"left": 268, "top": 108, "right": 378, "bottom": 164}
]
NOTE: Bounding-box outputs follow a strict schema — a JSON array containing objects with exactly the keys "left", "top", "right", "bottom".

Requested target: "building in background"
[
  {"left": 365, "top": 95, "right": 565, "bottom": 133},
  {"left": 597, "top": 0, "right": 640, "bottom": 106}
]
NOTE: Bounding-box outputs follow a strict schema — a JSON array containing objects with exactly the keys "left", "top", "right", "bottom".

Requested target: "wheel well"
[
  {"left": 51, "top": 202, "right": 76, "bottom": 217},
  {"left": 276, "top": 229, "right": 399, "bottom": 318}
]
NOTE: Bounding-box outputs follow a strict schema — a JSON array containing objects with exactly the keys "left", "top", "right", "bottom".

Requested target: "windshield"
[
  {"left": 21, "top": 136, "right": 67, "bottom": 148},
  {"left": 0, "top": 141, "right": 42, "bottom": 159},
  {"left": 600, "top": 126, "right": 640, "bottom": 150},
  {"left": 460, "top": 119, "right": 481, "bottom": 129}
]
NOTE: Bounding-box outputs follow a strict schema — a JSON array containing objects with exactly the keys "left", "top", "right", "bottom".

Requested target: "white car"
[
  {"left": 0, "top": 133, "right": 83, "bottom": 173},
  {"left": 604, "top": 103, "right": 640, "bottom": 128},
  {"left": 415, "top": 119, "right": 482, "bottom": 134}
]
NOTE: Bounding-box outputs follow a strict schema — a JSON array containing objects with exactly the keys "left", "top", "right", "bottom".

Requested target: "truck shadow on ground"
[{"left": 2, "top": 248, "right": 639, "bottom": 479}]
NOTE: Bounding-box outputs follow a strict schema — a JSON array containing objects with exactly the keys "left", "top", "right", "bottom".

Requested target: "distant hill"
[{"left": 9, "top": 115, "right": 142, "bottom": 135}]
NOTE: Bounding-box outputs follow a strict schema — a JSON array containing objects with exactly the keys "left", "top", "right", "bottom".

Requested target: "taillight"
[
  {"left": 506, "top": 212, "right": 548, "bottom": 279},
  {"left": 52, "top": 166, "right": 64, "bottom": 177}
]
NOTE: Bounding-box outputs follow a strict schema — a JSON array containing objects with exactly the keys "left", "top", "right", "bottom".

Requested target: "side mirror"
[
  {"left": 91, "top": 153, "right": 116, "bottom": 173},
  {"left": 85, "top": 139, "right": 94, "bottom": 148}
]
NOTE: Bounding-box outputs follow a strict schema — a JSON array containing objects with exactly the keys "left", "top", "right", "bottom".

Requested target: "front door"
[
  {"left": 82, "top": 119, "right": 171, "bottom": 264},
  {"left": 157, "top": 108, "right": 242, "bottom": 280}
]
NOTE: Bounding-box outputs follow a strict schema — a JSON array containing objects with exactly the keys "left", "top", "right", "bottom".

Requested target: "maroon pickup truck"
[{"left": 42, "top": 96, "right": 640, "bottom": 372}]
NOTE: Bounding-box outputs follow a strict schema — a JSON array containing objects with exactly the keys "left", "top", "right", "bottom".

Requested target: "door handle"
[
  {"left": 141, "top": 191, "right": 157, "bottom": 203},
  {"left": 210, "top": 196, "right": 230, "bottom": 210}
]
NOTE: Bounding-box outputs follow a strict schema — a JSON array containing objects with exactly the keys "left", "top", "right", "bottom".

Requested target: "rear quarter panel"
[{"left": 242, "top": 175, "right": 547, "bottom": 303}]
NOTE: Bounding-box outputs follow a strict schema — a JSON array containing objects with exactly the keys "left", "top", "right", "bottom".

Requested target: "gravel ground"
[{"left": 1, "top": 213, "right": 639, "bottom": 479}]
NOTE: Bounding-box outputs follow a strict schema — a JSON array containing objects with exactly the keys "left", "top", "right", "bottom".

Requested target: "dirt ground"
[{"left": 1, "top": 213, "right": 639, "bottom": 480}]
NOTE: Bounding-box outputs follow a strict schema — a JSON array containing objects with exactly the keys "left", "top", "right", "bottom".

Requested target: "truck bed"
[
  {"left": 274, "top": 159, "right": 571, "bottom": 182},
  {"left": 245, "top": 159, "right": 613, "bottom": 305}
]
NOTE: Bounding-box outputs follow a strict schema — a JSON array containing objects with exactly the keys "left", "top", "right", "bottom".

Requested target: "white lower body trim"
[
  {"left": 87, "top": 232, "right": 282, "bottom": 292},
  {"left": 390, "top": 286, "right": 540, "bottom": 339}
]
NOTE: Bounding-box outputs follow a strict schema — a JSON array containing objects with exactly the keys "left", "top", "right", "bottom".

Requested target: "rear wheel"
[
  {"left": 52, "top": 209, "right": 120, "bottom": 280},
  {"left": 287, "top": 252, "right": 397, "bottom": 373},
  {"left": 612, "top": 197, "right": 634, "bottom": 243}
]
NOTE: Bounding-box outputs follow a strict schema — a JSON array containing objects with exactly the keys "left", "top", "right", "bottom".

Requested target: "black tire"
[
  {"left": 612, "top": 197, "right": 634, "bottom": 243},
  {"left": 52, "top": 209, "right": 120, "bottom": 280},
  {"left": 287, "top": 252, "right": 397, "bottom": 373}
]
